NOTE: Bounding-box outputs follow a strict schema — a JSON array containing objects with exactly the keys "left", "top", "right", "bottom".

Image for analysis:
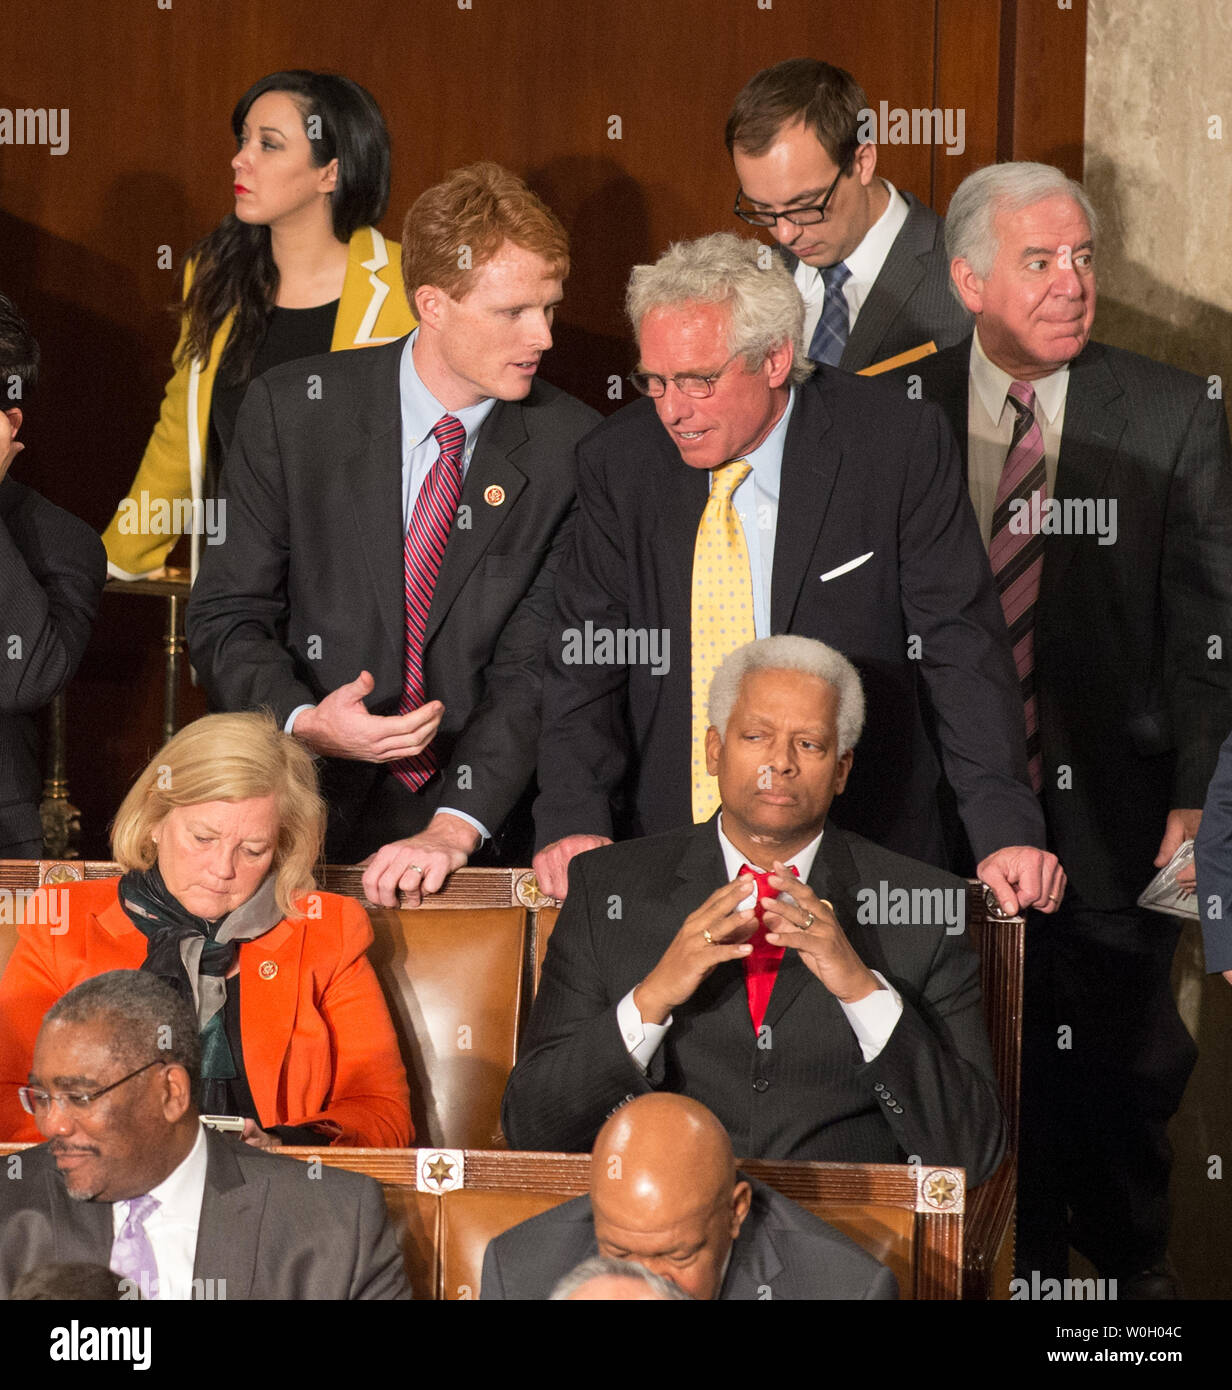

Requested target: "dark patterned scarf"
[{"left": 118, "top": 864, "right": 282, "bottom": 1113}]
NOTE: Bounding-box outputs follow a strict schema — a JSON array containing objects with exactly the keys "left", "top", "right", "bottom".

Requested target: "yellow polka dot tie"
[{"left": 691, "top": 459, "right": 755, "bottom": 822}]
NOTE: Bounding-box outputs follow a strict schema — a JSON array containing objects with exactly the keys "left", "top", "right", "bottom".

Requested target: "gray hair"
[
  {"left": 45, "top": 970, "right": 202, "bottom": 1087},
  {"left": 945, "top": 162, "right": 1098, "bottom": 304},
  {"left": 708, "top": 635, "right": 865, "bottom": 756},
  {"left": 626, "top": 232, "right": 814, "bottom": 386},
  {"left": 548, "top": 1255, "right": 695, "bottom": 1301}
]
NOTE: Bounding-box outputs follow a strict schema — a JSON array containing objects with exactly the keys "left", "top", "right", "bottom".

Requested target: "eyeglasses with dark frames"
[
  {"left": 733, "top": 164, "right": 847, "bottom": 228},
  {"left": 628, "top": 352, "right": 744, "bottom": 400},
  {"left": 18, "top": 1059, "right": 165, "bottom": 1117}
]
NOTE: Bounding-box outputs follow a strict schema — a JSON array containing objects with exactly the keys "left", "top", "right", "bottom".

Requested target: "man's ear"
[
  {"left": 3, "top": 407, "right": 23, "bottom": 437},
  {"left": 161, "top": 1063, "right": 194, "bottom": 1123},
  {"left": 852, "top": 141, "right": 878, "bottom": 188},
  {"left": 763, "top": 339, "right": 794, "bottom": 390},
  {"left": 705, "top": 725, "right": 722, "bottom": 777},
  {"left": 730, "top": 1179, "right": 753, "bottom": 1239},
  {"left": 833, "top": 747, "right": 853, "bottom": 797},
  {"left": 950, "top": 257, "right": 984, "bottom": 316},
  {"left": 413, "top": 283, "right": 447, "bottom": 332}
]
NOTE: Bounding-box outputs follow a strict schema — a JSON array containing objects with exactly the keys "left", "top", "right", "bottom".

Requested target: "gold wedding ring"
[
  {"left": 703, "top": 928, "right": 714, "bottom": 945},
  {"left": 803, "top": 912, "right": 816, "bottom": 929},
  {"left": 409, "top": 864, "right": 425, "bottom": 875}
]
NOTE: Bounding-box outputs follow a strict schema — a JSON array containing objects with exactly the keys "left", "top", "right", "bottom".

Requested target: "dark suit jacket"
[
  {"left": 0, "top": 476, "right": 105, "bottom": 853},
  {"left": 0, "top": 1129, "right": 410, "bottom": 1299},
  {"left": 533, "top": 370, "right": 1043, "bottom": 867},
  {"left": 480, "top": 1175, "right": 898, "bottom": 1300},
  {"left": 781, "top": 190, "right": 970, "bottom": 373},
  {"left": 904, "top": 336, "right": 1232, "bottom": 908},
  {"left": 186, "top": 338, "right": 599, "bottom": 849},
  {"left": 503, "top": 818, "right": 1006, "bottom": 1186},
  {"left": 1194, "top": 731, "right": 1232, "bottom": 973}
]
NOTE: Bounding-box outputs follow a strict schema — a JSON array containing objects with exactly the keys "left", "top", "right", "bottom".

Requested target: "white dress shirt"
[
  {"left": 966, "top": 328, "right": 1070, "bottom": 547},
  {"left": 112, "top": 1121, "right": 209, "bottom": 1301},
  {"left": 288, "top": 328, "right": 497, "bottom": 840},
  {"left": 796, "top": 179, "right": 910, "bottom": 350},
  {"left": 617, "top": 816, "right": 903, "bottom": 1069}
]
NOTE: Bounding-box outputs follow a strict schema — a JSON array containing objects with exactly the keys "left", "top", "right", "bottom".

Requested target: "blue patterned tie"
[
  {"left": 806, "top": 262, "right": 851, "bottom": 367},
  {"left": 110, "top": 1193, "right": 160, "bottom": 1299}
]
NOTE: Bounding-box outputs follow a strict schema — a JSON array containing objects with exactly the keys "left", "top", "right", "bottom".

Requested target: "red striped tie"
[
  {"left": 391, "top": 414, "right": 465, "bottom": 791},
  {"left": 989, "top": 381, "right": 1045, "bottom": 794}
]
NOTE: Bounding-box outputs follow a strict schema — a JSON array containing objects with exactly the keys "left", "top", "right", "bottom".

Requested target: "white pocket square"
[{"left": 819, "top": 551, "right": 874, "bottom": 583}]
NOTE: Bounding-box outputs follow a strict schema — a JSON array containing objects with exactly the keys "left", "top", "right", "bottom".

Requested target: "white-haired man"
[
  {"left": 506, "top": 637, "right": 1006, "bottom": 1184},
  {"left": 895, "top": 161, "right": 1232, "bottom": 1295},
  {"left": 532, "top": 231, "right": 1063, "bottom": 925}
]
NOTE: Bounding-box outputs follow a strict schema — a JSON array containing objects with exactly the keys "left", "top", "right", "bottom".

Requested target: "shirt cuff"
[
  {"left": 616, "top": 989, "right": 672, "bottom": 1073},
  {"left": 285, "top": 703, "right": 314, "bottom": 735},
  {"left": 841, "top": 970, "right": 903, "bottom": 1062},
  {"left": 435, "top": 807, "right": 492, "bottom": 845}
]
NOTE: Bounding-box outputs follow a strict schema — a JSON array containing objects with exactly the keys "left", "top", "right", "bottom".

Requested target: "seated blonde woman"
[{"left": 0, "top": 712, "right": 411, "bottom": 1147}]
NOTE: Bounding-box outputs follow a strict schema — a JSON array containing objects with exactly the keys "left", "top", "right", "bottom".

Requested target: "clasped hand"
[{"left": 633, "top": 867, "right": 878, "bottom": 1026}]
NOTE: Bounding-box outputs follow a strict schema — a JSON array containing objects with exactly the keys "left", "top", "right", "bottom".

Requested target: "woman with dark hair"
[{"left": 103, "top": 70, "right": 414, "bottom": 580}]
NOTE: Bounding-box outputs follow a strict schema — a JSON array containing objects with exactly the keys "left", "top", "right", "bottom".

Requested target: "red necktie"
[
  {"left": 391, "top": 414, "right": 465, "bottom": 791},
  {"left": 738, "top": 863, "right": 799, "bottom": 1033},
  {"left": 989, "top": 381, "right": 1046, "bottom": 794}
]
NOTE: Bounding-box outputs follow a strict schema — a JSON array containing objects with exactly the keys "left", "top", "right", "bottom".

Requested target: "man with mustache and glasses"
[{"left": 0, "top": 971, "right": 408, "bottom": 1299}]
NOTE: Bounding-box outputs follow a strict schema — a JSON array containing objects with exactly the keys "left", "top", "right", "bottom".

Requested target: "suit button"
[
  {"left": 883, "top": 1094, "right": 896, "bottom": 1105},
  {"left": 874, "top": 1083, "right": 885, "bottom": 1093},
  {"left": 893, "top": 1105, "right": 904, "bottom": 1114},
  {"left": 753, "top": 1078, "right": 770, "bottom": 1093}
]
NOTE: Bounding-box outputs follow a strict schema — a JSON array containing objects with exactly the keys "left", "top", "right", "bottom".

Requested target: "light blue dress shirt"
[{"left": 727, "top": 386, "right": 796, "bottom": 637}]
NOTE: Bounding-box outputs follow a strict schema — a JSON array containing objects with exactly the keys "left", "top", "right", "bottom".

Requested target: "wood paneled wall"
[{"left": 0, "top": 0, "right": 1085, "bottom": 853}]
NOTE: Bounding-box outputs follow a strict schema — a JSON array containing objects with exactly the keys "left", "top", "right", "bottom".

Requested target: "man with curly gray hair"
[{"left": 533, "top": 231, "right": 1057, "bottom": 925}]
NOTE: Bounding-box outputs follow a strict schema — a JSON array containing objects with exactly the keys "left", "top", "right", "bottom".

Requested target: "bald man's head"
[{"left": 589, "top": 1095, "right": 752, "bottom": 1300}]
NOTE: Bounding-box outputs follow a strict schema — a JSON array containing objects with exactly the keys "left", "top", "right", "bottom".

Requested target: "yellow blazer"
[{"left": 103, "top": 225, "right": 415, "bottom": 579}]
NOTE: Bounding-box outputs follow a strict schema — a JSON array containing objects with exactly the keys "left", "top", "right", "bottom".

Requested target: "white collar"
[
  {"left": 716, "top": 812, "right": 824, "bottom": 884},
  {"left": 970, "top": 325, "right": 1071, "bottom": 427}
]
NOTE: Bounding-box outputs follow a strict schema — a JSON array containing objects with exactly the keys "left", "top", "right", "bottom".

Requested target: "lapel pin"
[
  {"left": 483, "top": 484, "right": 506, "bottom": 507},
  {"left": 258, "top": 960, "right": 278, "bottom": 980}
]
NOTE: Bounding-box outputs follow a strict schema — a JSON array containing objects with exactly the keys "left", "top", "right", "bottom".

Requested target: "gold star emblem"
[
  {"left": 425, "top": 1155, "right": 455, "bottom": 1188},
  {"left": 925, "top": 1173, "right": 957, "bottom": 1205}
]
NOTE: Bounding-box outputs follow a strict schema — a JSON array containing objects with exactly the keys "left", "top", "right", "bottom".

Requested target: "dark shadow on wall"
[
  {"left": 1086, "top": 154, "right": 1232, "bottom": 406},
  {"left": 526, "top": 158, "right": 654, "bottom": 417},
  {"left": 0, "top": 193, "right": 206, "bottom": 859}
]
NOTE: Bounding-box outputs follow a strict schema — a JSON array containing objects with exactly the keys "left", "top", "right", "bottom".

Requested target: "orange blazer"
[{"left": 0, "top": 878, "right": 412, "bottom": 1146}]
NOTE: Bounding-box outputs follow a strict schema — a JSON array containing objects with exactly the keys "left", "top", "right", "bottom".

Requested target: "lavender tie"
[{"left": 110, "top": 1193, "right": 160, "bottom": 1299}]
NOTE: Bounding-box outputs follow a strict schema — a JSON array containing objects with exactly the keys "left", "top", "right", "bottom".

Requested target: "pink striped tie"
[
  {"left": 391, "top": 414, "right": 465, "bottom": 791},
  {"left": 989, "top": 381, "right": 1046, "bottom": 794}
]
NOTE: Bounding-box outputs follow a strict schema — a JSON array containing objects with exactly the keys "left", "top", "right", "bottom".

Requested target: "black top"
[
  {"left": 206, "top": 299, "right": 339, "bottom": 498},
  {"left": 219, "top": 978, "right": 319, "bottom": 1147}
]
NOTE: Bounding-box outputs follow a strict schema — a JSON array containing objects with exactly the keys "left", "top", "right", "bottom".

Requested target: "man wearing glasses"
[
  {"left": 726, "top": 58, "right": 969, "bottom": 373},
  {"left": 0, "top": 971, "right": 409, "bottom": 1299},
  {"left": 532, "top": 232, "right": 1060, "bottom": 920}
]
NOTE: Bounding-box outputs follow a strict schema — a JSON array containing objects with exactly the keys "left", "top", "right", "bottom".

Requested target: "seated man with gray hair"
[
  {"left": 0, "top": 971, "right": 409, "bottom": 1300},
  {"left": 505, "top": 636, "right": 1005, "bottom": 1185}
]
